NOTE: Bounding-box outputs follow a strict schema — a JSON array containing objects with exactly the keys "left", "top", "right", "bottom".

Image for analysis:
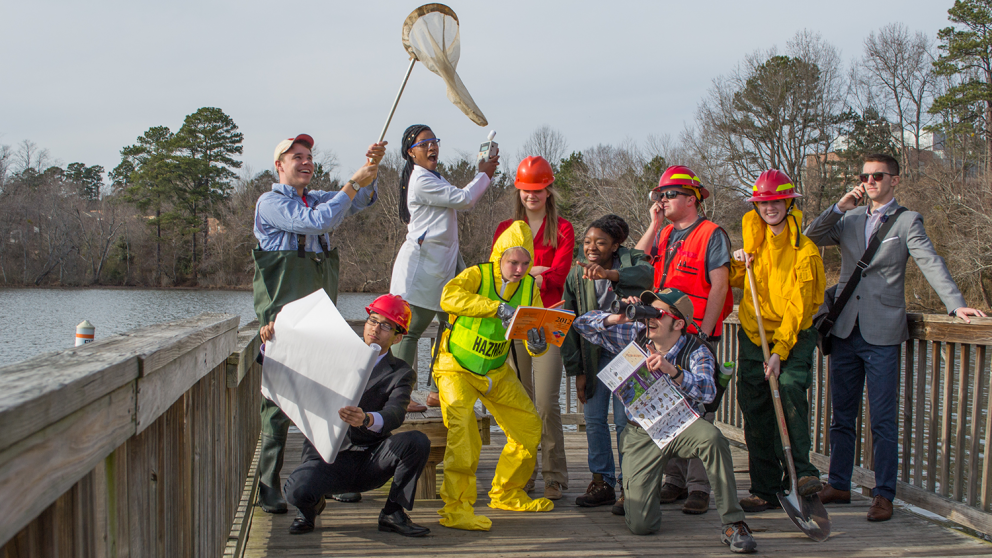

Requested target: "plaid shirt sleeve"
[
  {"left": 572, "top": 311, "right": 643, "bottom": 354},
  {"left": 676, "top": 341, "right": 716, "bottom": 405}
]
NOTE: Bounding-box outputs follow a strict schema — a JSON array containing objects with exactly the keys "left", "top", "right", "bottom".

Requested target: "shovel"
[{"left": 745, "top": 264, "right": 830, "bottom": 542}]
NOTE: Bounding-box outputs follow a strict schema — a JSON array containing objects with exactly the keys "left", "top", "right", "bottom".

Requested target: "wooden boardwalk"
[{"left": 242, "top": 429, "right": 992, "bottom": 558}]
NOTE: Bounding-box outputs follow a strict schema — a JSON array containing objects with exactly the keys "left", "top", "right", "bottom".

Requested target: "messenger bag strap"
[{"left": 825, "top": 207, "right": 907, "bottom": 326}]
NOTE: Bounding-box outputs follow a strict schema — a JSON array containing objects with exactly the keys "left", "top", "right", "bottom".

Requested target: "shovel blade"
[{"left": 777, "top": 491, "right": 831, "bottom": 542}]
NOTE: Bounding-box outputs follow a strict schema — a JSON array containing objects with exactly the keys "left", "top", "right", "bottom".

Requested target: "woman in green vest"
[{"left": 433, "top": 221, "right": 555, "bottom": 531}]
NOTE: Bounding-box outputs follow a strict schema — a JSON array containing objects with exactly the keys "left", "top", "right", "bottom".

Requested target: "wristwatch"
[
  {"left": 362, "top": 413, "right": 373, "bottom": 428},
  {"left": 345, "top": 180, "right": 359, "bottom": 191}
]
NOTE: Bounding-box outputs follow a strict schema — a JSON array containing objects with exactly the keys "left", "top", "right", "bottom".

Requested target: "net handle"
[{"left": 377, "top": 58, "right": 417, "bottom": 145}]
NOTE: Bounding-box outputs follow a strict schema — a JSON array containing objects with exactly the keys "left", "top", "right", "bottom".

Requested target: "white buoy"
[{"left": 75, "top": 320, "right": 95, "bottom": 346}]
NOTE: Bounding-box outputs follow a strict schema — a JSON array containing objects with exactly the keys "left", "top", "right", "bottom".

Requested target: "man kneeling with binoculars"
[{"left": 572, "top": 288, "right": 757, "bottom": 554}]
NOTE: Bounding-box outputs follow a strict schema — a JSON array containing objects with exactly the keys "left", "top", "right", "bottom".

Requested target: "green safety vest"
[{"left": 449, "top": 262, "right": 534, "bottom": 375}]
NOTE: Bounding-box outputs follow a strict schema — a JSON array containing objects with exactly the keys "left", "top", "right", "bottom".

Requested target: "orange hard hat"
[
  {"left": 365, "top": 294, "right": 412, "bottom": 333},
  {"left": 515, "top": 156, "right": 555, "bottom": 190},
  {"left": 747, "top": 169, "right": 801, "bottom": 202},
  {"left": 655, "top": 165, "right": 709, "bottom": 200}
]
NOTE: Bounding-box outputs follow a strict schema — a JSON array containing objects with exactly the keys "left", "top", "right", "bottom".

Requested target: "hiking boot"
[
  {"left": 797, "top": 476, "right": 823, "bottom": 498},
  {"left": 544, "top": 481, "right": 563, "bottom": 501},
  {"left": 575, "top": 474, "right": 616, "bottom": 507},
  {"left": 658, "top": 482, "right": 688, "bottom": 504},
  {"left": 682, "top": 491, "right": 710, "bottom": 514},
  {"left": 524, "top": 478, "right": 536, "bottom": 494},
  {"left": 611, "top": 491, "right": 625, "bottom": 516},
  {"left": 739, "top": 494, "right": 780, "bottom": 513},
  {"left": 722, "top": 521, "right": 757, "bottom": 554}
]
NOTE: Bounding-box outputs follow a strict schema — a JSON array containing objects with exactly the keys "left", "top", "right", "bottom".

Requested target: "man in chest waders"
[
  {"left": 433, "top": 220, "right": 555, "bottom": 530},
  {"left": 252, "top": 133, "right": 385, "bottom": 513}
]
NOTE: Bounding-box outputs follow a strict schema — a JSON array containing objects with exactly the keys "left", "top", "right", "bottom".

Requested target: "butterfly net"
[{"left": 402, "top": 4, "right": 487, "bottom": 126}]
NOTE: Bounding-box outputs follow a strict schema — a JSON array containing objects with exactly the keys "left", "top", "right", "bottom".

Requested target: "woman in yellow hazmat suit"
[
  {"left": 434, "top": 220, "right": 555, "bottom": 531},
  {"left": 728, "top": 169, "right": 826, "bottom": 512}
]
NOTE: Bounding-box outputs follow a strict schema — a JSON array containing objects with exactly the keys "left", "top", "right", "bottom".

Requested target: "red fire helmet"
[
  {"left": 656, "top": 165, "right": 709, "bottom": 200},
  {"left": 365, "top": 294, "right": 412, "bottom": 333},
  {"left": 747, "top": 169, "right": 801, "bottom": 202}
]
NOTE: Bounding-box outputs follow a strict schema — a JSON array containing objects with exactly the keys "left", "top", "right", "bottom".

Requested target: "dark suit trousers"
[
  {"left": 827, "top": 325, "right": 900, "bottom": 501},
  {"left": 284, "top": 431, "right": 431, "bottom": 522}
]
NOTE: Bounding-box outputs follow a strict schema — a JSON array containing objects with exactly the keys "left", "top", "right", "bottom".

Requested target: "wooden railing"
[
  {"left": 357, "top": 311, "right": 992, "bottom": 535},
  {"left": 0, "top": 314, "right": 263, "bottom": 558},
  {"left": 713, "top": 311, "right": 992, "bottom": 535}
]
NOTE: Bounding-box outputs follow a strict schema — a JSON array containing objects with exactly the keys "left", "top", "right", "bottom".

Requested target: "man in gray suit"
[{"left": 805, "top": 153, "right": 985, "bottom": 522}]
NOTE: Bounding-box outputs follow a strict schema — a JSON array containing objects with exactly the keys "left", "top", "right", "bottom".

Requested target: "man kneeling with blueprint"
[
  {"left": 260, "top": 293, "right": 431, "bottom": 537},
  {"left": 572, "top": 288, "right": 756, "bottom": 554}
]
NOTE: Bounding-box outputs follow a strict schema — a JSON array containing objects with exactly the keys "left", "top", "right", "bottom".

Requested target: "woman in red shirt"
[{"left": 492, "top": 156, "right": 575, "bottom": 501}]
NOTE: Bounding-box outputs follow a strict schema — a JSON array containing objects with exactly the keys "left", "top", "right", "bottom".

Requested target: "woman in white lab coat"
[{"left": 389, "top": 124, "right": 500, "bottom": 401}]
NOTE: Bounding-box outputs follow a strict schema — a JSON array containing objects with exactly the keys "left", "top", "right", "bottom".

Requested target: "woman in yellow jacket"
[
  {"left": 729, "top": 170, "right": 826, "bottom": 513},
  {"left": 434, "top": 220, "right": 555, "bottom": 531}
]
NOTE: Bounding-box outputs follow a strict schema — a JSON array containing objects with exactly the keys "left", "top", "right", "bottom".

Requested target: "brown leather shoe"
[
  {"left": 867, "top": 495, "right": 893, "bottom": 521},
  {"left": 406, "top": 401, "right": 427, "bottom": 412},
  {"left": 817, "top": 484, "right": 851, "bottom": 504},
  {"left": 426, "top": 392, "right": 441, "bottom": 407}
]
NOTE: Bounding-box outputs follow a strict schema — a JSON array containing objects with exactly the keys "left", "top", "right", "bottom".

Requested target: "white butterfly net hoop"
[{"left": 402, "top": 4, "right": 487, "bottom": 126}]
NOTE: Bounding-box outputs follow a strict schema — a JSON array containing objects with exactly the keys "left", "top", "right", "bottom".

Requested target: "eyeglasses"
[
  {"left": 410, "top": 138, "right": 441, "bottom": 150},
  {"left": 859, "top": 171, "right": 897, "bottom": 183},
  {"left": 366, "top": 317, "right": 397, "bottom": 333},
  {"left": 649, "top": 190, "right": 692, "bottom": 202}
]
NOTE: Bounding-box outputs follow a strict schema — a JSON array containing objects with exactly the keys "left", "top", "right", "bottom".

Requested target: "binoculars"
[{"left": 610, "top": 299, "right": 663, "bottom": 321}]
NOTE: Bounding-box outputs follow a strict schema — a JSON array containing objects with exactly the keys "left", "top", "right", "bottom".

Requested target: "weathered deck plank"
[{"left": 243, "top": 430, "right": 992, "bottom": 557}]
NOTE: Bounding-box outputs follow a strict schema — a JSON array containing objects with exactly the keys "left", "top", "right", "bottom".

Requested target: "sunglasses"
[
  {"left": 656, "top": 309, "right": 681, "bottom": 321},
  {"left": 649, "top": 190, "right": 692, "bottom": 202},
  {"left": 859, "top": 171, "right": 896, "bottom": 183},
  {"left": 410, "top": 138, "right": 441, "bottom": 150}
]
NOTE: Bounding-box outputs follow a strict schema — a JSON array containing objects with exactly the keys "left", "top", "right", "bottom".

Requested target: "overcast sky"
[{"left": 1, "top": 0, "right": 953, "bottom": 185}]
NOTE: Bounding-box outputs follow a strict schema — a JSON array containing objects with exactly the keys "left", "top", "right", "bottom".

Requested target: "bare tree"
[
  {"left": 519, "top": 125, "right": 569, "bottom": 169},
  {"left": 14, "top": 140, "right": 52, "bottom": 173},
  {"left": 861, "top": 23, "right": 937, "bottom": 176},
  {"left": 695, "top": 31, "right": 847, "bottom": 204}
]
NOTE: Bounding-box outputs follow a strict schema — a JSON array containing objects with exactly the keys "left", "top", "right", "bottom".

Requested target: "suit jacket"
[
  {"left": 804, "top": 202, "right": 966, "bottom": 346},
  {"left": 339, "top": 351, "right": 415, "bottom": 452}
]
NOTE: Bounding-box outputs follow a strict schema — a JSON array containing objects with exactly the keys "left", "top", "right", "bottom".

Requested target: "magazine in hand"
[
  {"left": 504, "top": 306, "right": 575, "bottom": 347},
  {"left": 598, "top": 341, "right": 699, "bottom": 450}
]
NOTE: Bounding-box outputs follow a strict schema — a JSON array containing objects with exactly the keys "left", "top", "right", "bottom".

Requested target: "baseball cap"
[
  {"left": 639, "top": 288, "right": 699, "bottom": 331},
  {"left": 273, "top": 134, "right": 315, "bottom": 164}
]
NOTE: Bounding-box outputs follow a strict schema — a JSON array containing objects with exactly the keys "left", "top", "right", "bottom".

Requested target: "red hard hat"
[
  {"left": 655, "top": 165, "right": 709, "bottom": 200},
  {"left": 515, "top": 156, "right": 555, "bottom": 190},
  {"left": 747, "top": 169, "right": 801, "bottom": 202},
  {"left": 365, "top": 294, "right": 412, "bottom": 333}
]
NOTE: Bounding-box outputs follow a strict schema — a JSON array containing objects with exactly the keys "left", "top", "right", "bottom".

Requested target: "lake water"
[
  {"left": 0, "top": 287, "right": 592, "bottom": 430},
  {"left": 0, "top": 288, "right": 378, "bottom": 365}
]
